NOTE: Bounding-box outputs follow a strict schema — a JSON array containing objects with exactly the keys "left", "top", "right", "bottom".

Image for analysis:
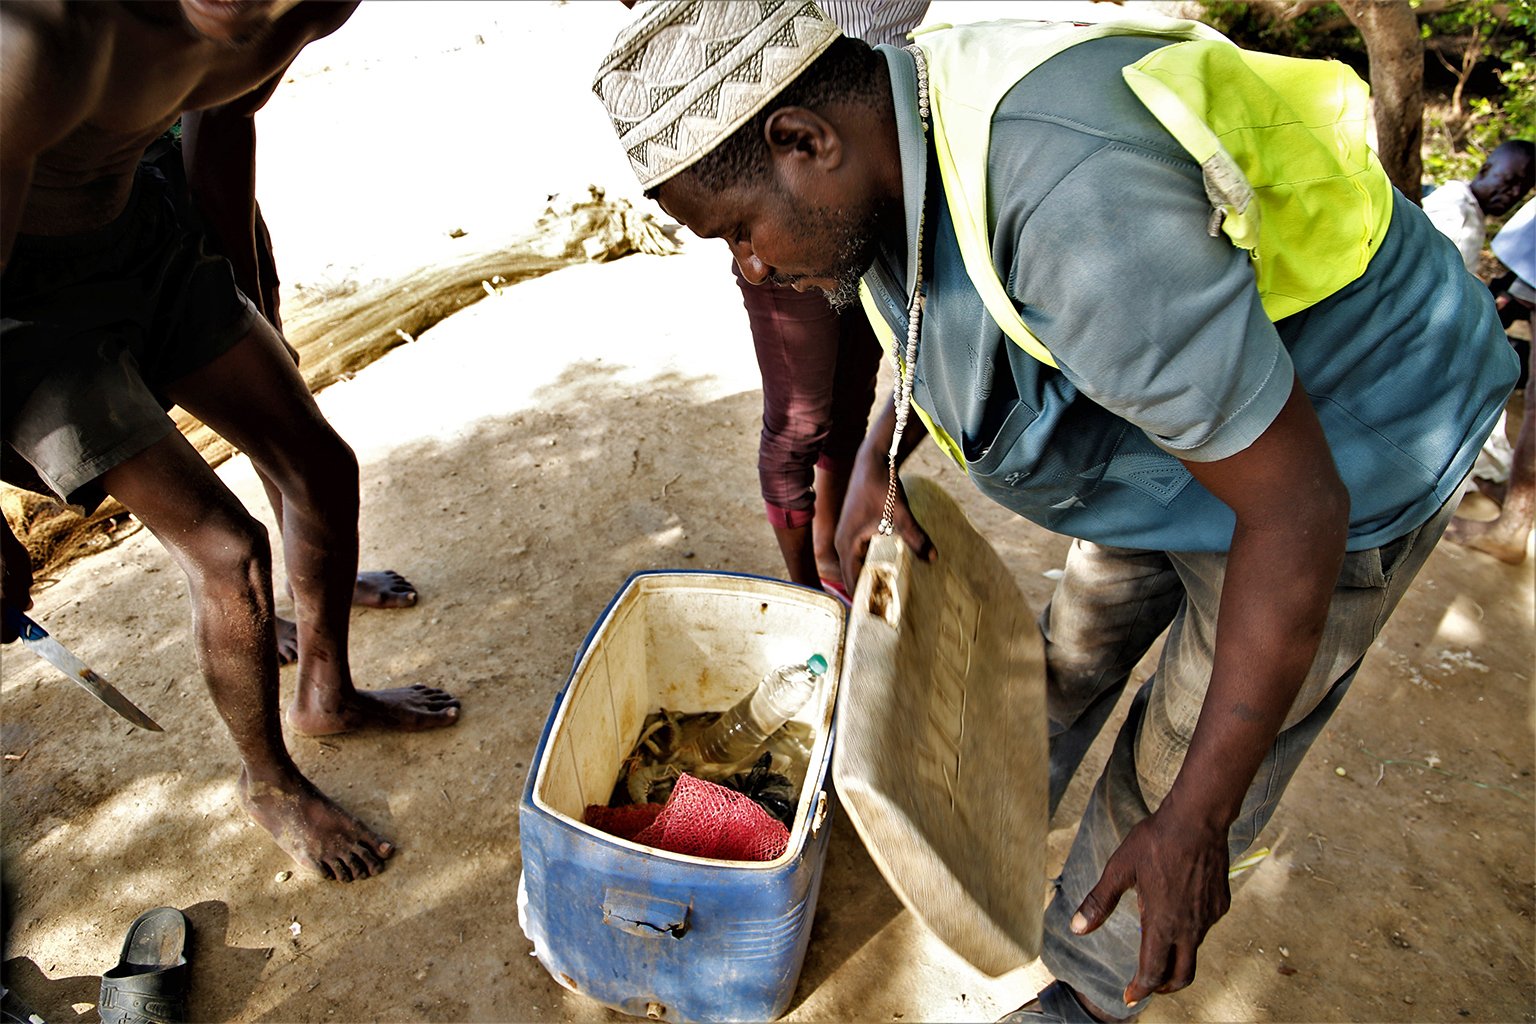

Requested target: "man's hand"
[
  {"left": 1071, "top": 802, "right": 1232, "bottom": 1006},
  {"left": 835, "top": 400, "right": 934, "bottom": 588},
  {"left": 1, "top": 516, "right": 34, "bottom": 643}
]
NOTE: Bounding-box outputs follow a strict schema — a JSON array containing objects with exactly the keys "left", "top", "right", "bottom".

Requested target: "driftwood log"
[{"left": 4, "top": 187, "right": 679, "bottom": 583}]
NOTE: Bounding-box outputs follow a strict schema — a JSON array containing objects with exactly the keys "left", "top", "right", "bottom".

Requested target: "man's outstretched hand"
[
  {"left": 834, "top": 453, "right": 935, "bottom": 592},
  {"left": 1071, "top": 803, "right": 1232, "bottom": 1008}
]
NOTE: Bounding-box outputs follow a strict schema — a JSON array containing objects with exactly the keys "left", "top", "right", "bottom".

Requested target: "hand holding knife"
[{"left": 2, "top": 607, "right": 163, "bottom": 732}]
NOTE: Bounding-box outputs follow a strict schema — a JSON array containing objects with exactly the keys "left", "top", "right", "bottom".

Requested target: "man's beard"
[{"left": 771, "top": 195, "right": 902, "bottom": 311}]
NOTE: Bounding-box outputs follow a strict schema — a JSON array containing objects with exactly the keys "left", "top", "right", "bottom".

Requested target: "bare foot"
[
  {"left": 272, "top": 570, "right": 419, "bottom": 666},
  {"left": 288, "top": 684, "right": 461, "bottom": 736},
  {"left": 1473, "top": 475, "right": 1509, "bottom": 505},
  {"left": 274, "top": 617, "right": 301, "bottom": 666},
  {"left": 1445, "top": 515, "right": 1531, "bottom": 565},
  {"left": 238, "top": 767, "right": 394, "bottom": 881},
  {"left": 353, "top": 570, "right": 418, "bottom": 608}
]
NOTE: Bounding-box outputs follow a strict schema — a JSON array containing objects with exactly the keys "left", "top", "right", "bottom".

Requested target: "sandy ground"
[{"left": 3, "top": 3, "right": 1533, "bottom": 1022}]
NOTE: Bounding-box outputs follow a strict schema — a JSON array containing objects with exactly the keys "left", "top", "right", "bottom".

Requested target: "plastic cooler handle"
[{"left": 602, "top": 889, "right": 690, "bottom": 938}]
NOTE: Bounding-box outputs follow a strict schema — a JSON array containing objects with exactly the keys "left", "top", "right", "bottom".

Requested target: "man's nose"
[{"left": 732, "top": 246, "right": 770, "bottom": 285}]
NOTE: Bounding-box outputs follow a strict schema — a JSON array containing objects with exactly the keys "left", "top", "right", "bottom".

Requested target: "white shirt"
[{"left": 1422, "top": 179, "right": 1485, "bottom": 273}]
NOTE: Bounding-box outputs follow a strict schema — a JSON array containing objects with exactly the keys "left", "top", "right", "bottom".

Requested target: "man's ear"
[{"left": 762, "top": 106, "right": 842, "bottom": 171}]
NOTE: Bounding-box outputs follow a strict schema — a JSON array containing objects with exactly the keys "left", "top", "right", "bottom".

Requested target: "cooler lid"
[{"left": 832, "top": 475, "right": 1049, "bottom": 976}]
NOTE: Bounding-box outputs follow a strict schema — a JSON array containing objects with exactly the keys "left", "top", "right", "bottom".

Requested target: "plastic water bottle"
[{"left": 678, "top": 654, "right": 828, "bottom": 771}]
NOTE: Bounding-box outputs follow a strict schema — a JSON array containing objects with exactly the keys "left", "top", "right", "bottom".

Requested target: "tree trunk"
[{"left": 1339, "top": 0, "right": 1424, "bottom": 202}]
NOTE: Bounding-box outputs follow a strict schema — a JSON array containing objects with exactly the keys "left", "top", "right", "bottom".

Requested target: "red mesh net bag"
[
  {"left": 584, "top": 802, "right": 663, "bottom": 841},
  {"left": 632, "top": 774, "right": 790, "bottom": 861}
]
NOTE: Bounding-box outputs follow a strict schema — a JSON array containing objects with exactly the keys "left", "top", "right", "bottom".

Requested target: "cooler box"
[{"left": 518, "top": 571, "right": 846, "bottom": 1024}]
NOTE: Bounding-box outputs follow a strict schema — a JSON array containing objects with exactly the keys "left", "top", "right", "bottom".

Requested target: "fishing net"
[
  {"left": 587, "top": 774, "right": 788, "bottom": 862},
  {"left": 635, "top": 774, "right": 789, "bottom": 861}
]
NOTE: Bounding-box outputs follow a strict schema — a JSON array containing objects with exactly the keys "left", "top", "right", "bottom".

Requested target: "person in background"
[
  {"left": 1421, "top": 140, "right": 1533, "bottom": 538},
  {"left": 741, "top": 0, "right": 929, "bottom": 601},
  {"left": 593, "top": 3, "right": 1517, "bottom": 1019},
  {"left": 1447, "top": 197, "right": 1536, "bottom": 564},
  {"left": 617, "top": 0, "right": 930, "bottom": 599},
  {"left": 1421, "top": 138, "right": 1533, "bottom": 274}
]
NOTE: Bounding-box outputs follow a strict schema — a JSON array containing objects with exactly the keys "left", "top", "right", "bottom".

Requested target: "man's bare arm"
[
  {"left": 0, "top": 2, "right": 105, "bottom": 268},
  {"left": 178, "top": 1, "right": 358, "bottom": 316},
  {"left": 1071, "top": 375, "right": 1349, "bottom": 1006},
  {"left": 180, "top": 87, "right": 271, "bottom": 311}
]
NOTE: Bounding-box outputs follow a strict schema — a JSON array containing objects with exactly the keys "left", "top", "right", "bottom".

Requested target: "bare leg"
[
  {"left": 165, "top": 320, "right": 459, "bottom": 735},
  {"left": 260, "top": 471, "right": 418, "bottom": 667},
  {"left": 1447, "top": 319, "right": 1535, "bottom": 564},
  {"left": 256, "top": 469, "right": 302, "bottom": 666},
  {"left": 100, "top": 432, "right": 390, "bottom": 881},
  {"left": 219, "top": 202, "right": 417, "bottom": 664}
]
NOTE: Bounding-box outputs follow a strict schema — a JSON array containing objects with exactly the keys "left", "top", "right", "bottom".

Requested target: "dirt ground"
[{"left": 2, "top": 3, "right": 1533, "bottom": 1022}]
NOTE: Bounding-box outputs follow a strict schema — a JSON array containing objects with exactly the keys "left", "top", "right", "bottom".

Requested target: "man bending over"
[{"left": 593, "top": 3, "right": 1515, "bottom": 1017}]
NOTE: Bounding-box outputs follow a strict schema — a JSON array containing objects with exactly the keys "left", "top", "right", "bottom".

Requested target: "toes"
[
  {"left": 342, "top": 851, "right": 370, "bottom": 881},
  {"left": 410, "top": 684, "right": 458, "bottom": 702},
  {"left": 354, "top": 843, "right": 387, "bottom": 876},
  {"left": 354, "top": 571, "right": 419, "bottom": 609},
  {"left": 404, "top": 685, "right": 461, "bottom": 712}
]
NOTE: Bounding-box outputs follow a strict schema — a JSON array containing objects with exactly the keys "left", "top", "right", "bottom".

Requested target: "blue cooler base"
[{"left": 518, "top": 572, "right": 845, "bottom": 1023}]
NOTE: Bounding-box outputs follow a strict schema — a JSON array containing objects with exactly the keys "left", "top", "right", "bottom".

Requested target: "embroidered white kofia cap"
[{"left": 593, "top": 0, "right": 841, "bottom": 189}]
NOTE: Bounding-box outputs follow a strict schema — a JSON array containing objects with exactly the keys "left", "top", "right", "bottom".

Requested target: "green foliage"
[
  {"left": 1422, "top": 0, "right": 1536, "bottom": 181},
  {"left": 1193, "top": 2, "right": 1365, "bottom": 70}
]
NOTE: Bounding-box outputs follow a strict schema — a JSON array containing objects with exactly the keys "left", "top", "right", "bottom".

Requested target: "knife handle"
[{"left": 2, "top": 607, "right": 44, "bottom": 642}]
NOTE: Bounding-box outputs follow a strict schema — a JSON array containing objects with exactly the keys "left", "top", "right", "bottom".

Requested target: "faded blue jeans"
[{"left": 1039, "top": 490, "right": 1460, "bottom": 1019}]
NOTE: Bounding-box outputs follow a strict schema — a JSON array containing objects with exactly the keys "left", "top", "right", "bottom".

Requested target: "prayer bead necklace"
[{"left": 878, "top": 43, "right": 931, "bottom": 537}]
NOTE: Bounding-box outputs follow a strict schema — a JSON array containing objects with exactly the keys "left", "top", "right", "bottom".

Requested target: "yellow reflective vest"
[{"left": 861, "top": 15, "right": 1395, "bottom": 466}]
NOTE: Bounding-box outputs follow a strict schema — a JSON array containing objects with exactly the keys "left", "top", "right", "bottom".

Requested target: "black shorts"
[{"left": 1, "top": 163, "right": 258, "bottom": 512}]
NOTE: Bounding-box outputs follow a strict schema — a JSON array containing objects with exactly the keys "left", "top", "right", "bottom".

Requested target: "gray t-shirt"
[{"left": 863, "top": 36, "right": 1517, "bottom": 551}]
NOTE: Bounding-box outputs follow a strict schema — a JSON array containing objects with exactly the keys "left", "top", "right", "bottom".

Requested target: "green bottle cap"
[{"left": 806, "top": 653, "right": 828, "bottom": 675}]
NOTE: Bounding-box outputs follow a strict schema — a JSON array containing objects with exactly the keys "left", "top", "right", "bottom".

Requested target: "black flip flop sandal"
[
  {"left": 98, "top": 907, "right": 189, "bottom": 1024},
  {"left": 998, "top": 981, "right": 1117, "bottom": 1023}
]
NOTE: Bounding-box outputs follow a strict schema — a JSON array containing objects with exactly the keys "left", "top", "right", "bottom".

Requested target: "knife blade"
[{"left": 3, "top": 609, "right": 163, "bottom": 731}]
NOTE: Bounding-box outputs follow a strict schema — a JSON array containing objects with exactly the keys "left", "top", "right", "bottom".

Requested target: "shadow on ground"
[{"left": 3, "top": 353, "right": 1532, "bottom": 1022}]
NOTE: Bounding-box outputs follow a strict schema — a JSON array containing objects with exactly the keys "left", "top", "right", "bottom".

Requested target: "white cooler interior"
[{"left": 532, "top": 574, "right": 845, "bottom": 856}]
